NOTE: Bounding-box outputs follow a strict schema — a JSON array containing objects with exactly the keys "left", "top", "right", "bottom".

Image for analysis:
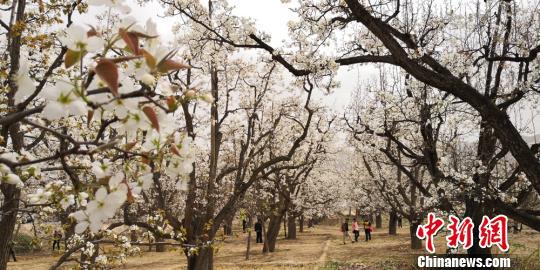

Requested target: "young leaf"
[
  {"left": 141, "top": 49, "right": 157, "bottom": 69},
  {"left": 166, "top": 96, "right": 177, "bottom": 111},
  {"left": 87, "top": 26, "right": 99, "bottom": 37},
  {"left": 170, "top": 144, "right": 181, "bottom": 156},
  {"left": 119, "top": 28, "right": 140, "bottom": 55},
  {"left": 105, "top": 55, "right": 142, "bottom": 64},
  {"left": 130, "top": 31, "right": 159, "bottom": 39},
  {"left": 94, "top": 59, "right": 119, "bottom": 97},
  {"left": 142, "top": 106, "right": 160, "bottom": 132},
  {"left": 157, "top": 59, "right": 190, "bottom": 73},
  {"left": 65, "top": 49, "right": 82, "bottom": 69}
]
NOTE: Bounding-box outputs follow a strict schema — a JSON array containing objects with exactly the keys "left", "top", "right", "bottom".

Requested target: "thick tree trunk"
[
  {"left": 187, "top": 246, "right": 214, "bottom": 270},
  {"left": 0, "top": 185, "right": 20, "bottom": 270},
  {"left": 409, "top": 221, "right": 422, "bottom": 250},
  {"left": 299, "top": 215, "right": 304, "bottom": 233},
  {"left": 389, "top": 211, "right": 398, "bottom": 235},
  {"left": 287, "top": 215, "right": 296, "bottom": 239},
  {"left": 465, "top": 198, "right": 492, "bottom": 256},
  {"left": 375, "top": 213, "right": 382, "bottom": 229},
  {"left": 224, "top": 214, "right": 233, "bottom": 236},
  {"left": 263, "top": 215, "right": 282, "bottom": 252},
  {"left": 1, "top": 1, "right": 25, "bottom": 267}
]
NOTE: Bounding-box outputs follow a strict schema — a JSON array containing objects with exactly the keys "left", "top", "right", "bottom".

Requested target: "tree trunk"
[
  {"left": 155, "top": 237, "right": 165, "bottom": 252},
  {"left": 283, "top": 213, "right": 287, "bottom": 238},
  {"left": 130, "top": 230, "right": 138, "bottom": 242},
  {"left": 512, "top": 220, "right": 520, "bottom": 234},
  {"left": 245, "top": 229, "right": 251, "bottom": 260},
  {"left": 375, "top": 213, "right": 382, "bottom": 229},
  {"left": 465, "top": 198, "right": 492, "bottom": 256},
  {"left": 224, "top": 214, "right": 233, "bottom": 236},
  {"left": 0, "top": 185, "right": 20, "bottom": 270},
  {"left": 263, "top": 215, "right": 282, "bottom": 252},
  {"left": 299, "top": 215, "right": 304, "bottom": 233},
  {"left": 261, "top": 218, "right": 269, "bottom": 253},
  {"left": 1, "top": 0, "right": 26, "bottom": 260},
  {"left": 409, "top": 221, "right": 422, "bottom": 250},
  {"left": 187, "top": 246, "right": 214, "bottom": 270},
  {"left": 287, "top": 215, "right": 296, "bottom": 239},
  {"left": 389, "top": 211, "right": 398, "bottom": 235}
]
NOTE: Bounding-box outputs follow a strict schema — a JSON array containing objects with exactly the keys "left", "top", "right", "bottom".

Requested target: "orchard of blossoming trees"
[{"left": 0, "top": 0, "right": 539, "bottom": 269}]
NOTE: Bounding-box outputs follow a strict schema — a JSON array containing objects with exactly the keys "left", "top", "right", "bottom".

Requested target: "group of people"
[{"left": 341, "top": 218, "right": 372, "bottom": 244}]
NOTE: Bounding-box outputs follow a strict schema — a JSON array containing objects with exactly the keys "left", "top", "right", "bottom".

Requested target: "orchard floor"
[{"left": 8, "top": 224, "right": 540, "bottom": 270}]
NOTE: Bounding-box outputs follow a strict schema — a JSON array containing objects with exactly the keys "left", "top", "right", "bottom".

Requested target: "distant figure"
[
  {"left": 254, "top": 220, "right": 263, "bottom": 243},
  {"left": 52, "top": 229, "right": 62, "bottom": 251},
  {"left": 341, "top": 218, "right": 353, "bottom": 244},
  {"left": 242, "top": 219, "right": 248, "bottom": 233},
  {"left": 397, "top": 216, "right": 403, "bottom": 228},
  {"left": 352, "top": 218, "right": 360, "bottom": 242},
  {"left": 363, "top": 219, "right": 372, "bottom": 241},
  {"left": 8, "top": 241, "right": 16, "bottom": 262}
]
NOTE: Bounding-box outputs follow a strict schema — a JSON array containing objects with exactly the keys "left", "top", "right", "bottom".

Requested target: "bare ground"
[{"left": 7, "top": 224, "right": 540, "bottom": 270}]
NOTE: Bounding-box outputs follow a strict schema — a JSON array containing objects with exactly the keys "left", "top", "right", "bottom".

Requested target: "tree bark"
[
  {"left": 465, "top": 198, "right": 492, "bottom": 256},
  {"left": 299, "top": 215, "right": 304, "bottom": 233},
  {"left": 1, "top": 0, "right": 25, "bottom": 268},
  {"left": 224, "top": 214, "right": 233, "bottom": 236},
  {"left": 375, "top": 213, "right": 382, "bottom": 229},
  {"left": 0, "top": 185, "right": 20, "bottom": 270},
  {"left": 283, "top": 213, "right": 287, "bottom": 238},
  {"left": 187, "top": 246, "right": 214, "bottom": 270},
  {"left": 287, "top": 215, "right": 296, "bottom": 239},
  {"left": 155, "top": 237, "right": 165, "bottom": 252},
  {"left": 263, "top": 214, "right": 282, "bottom": 252},
  {"left": 245, "top": 229, "right": 251, "bottom": 260},
  {"left": 409, "top": 221, "right": 422, "bottom": 250},
  {"left": 389, "top": 211, "right": 398, "bottom": 235}
]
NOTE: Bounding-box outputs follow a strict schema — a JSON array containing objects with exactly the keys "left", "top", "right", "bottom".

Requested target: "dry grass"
[{"left": 8, "top": 223, "right": 540, "bottom": 270}]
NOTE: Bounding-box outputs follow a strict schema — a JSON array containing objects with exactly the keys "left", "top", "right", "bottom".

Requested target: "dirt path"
[
  {"left": 7, "top": 225, "right": 540, "bottom": 269},
  {"left": 317, "top": 239, "right": 330, "bottom": 263}
]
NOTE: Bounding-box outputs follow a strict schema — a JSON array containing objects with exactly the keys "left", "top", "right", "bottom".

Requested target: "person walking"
[
  {"left": 254, "top": 219, "right": 263, "bottom": 243},
  {"left": 363, "top": 219, "right": 372, "bottom": 241},
  {"left": 242, "top": 219, "right": 248, "bottom": 233},
  {"left": 352, "top": 218, "right": 360, "bottom": 242},
  {"left": 341, "top": 218, "right": 353, "bottom": 244},
  {"left": 397, "top": 215, "right": 403, "bottom": 228},
  {"left": 52, "top": 229, "right": 62, "bottom": 251}
]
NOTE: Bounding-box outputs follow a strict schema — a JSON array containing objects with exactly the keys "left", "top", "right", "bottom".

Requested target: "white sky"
[
  {"left": 110, "top": 0, "right": 376, "bottom": 116},
  {"left": 80, "top": 0, "right": 539, "bottom": 137}
]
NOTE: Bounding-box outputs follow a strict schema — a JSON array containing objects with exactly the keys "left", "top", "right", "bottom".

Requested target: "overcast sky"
[{"left": 80, "top": 0, "right": 539, "bottom": 138}]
